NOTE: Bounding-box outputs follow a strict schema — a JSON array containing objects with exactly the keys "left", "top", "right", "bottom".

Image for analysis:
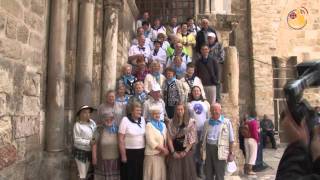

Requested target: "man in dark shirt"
[
  {"left": 260, "top": 114, "right": 277, "bottom": 149},
  {"left": 195, "top": 18, "right": 215, "bottom": 54},
  {"left": 195, "top": 45, "right": 220, "bottom": 105}
]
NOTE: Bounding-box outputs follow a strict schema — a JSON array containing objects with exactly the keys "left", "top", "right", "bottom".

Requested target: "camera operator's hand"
[
  {"left": 311, "top": 126, "right": 320, "bottom": 161},
  {"left": 281, "top": 110, "right": 309, "bottom": 145}
]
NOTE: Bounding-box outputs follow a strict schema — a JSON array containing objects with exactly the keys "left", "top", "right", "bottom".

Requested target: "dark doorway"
[{"left": 135, "top": 0, "right": 195, "bottom": 23}]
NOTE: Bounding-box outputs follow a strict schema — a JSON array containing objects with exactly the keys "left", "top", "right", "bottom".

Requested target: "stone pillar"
[
  {"left": 101, "top": 0, "right": 122, "bottom": 102},
  {"left": 75, "top": 0, "right": 95, "bottom": 109},
  {"left": 199, "top": 0, "right": 204, "bottom": 14},
  {"left": 194, "top": 0, "right": 199, "bottom": 16},
  {"left": 46, "top": 0, "right": 67, "bottom": 155},
  {"left": 42, "top": 0, "right": 69, "bottom": 179},
  {"left": 204, "top": 0, "right": 210, "bottom": 14},
  {"left": 224, "top": 47, "right": 239, "bottom": 106}
]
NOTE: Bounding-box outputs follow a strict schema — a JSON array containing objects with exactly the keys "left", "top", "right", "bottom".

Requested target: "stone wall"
[
  {"left": 249, "top": 0, "right": 320, "bottom": 118},
  {"left": 231, "top": 0, "right": 254, "bottom": 116},
  {"left": 0, "top": 0, "right": 48, "bottom": 179}
]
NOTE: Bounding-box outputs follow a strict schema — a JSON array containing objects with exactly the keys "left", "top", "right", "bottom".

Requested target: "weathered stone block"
[
  {"left": 23, "top": 73, "right": 40, "bottom": 96},
  {"left": 24, "top": 11, "right": 43, "bottom": 32},
  {"left": 22, "top": 96, "right": 40, "bottom": 116},
  {"left": 0, "top": 145, "right": 17, "bottom": 171},
  {"left": 0, "top": 93, "right": 8, "bottom": 117},
  {"left": 17, "top": 25, "right": 29, "bottom": 43},
  {"left": 0, "top": 116, "right": 12, "bottom": 145},
  {"left": 29, "top": 33, "right": 42, "bottom": 49},
  {"left": 14, "top": 116, "right": 40, "bottom": 139},
  {"left": 22, "top": 0, "right": 31, "bottom": 8},
  {"left": 0, "top": 65, "right": 14, "bottom": 93},
  {"left": 31, "top": 0, "right": 44, "bottom": 16},
  {"left": 0, "top": 12, "right": 5, "bottom": 32},
  {"left": 5, "top": 17, "right": 17, "bottom": 39},
  {"left": 0, "top": 0, "right": 23, "bottom": 19},
  {"left": 0, "top": 38, "right": 22, "bottom": 59}
]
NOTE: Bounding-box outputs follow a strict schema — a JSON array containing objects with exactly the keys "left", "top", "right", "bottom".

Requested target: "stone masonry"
[
  {"left": 0, "top": 0, "right": 48, "bottom": 179},
  {"left": 249, "top": 0, "right": 320, "bottom": 119}
]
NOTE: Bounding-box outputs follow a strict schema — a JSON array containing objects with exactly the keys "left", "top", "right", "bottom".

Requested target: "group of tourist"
[{"left": 72, "top": 12, "right": 233, "bottom": 180}]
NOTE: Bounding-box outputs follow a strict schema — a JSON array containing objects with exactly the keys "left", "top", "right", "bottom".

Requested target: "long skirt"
[
  {"left": 120, "top": 148, "right": 144, "bottom": 180},
  {"left": 95, "top": 159, "right": 120, "bottom": 180},
  {"left": 143, "top": 155, "right": 166, "bottom": 180},
  {"left": 167, "top": 152, "right": 197, "bottom": 180}
]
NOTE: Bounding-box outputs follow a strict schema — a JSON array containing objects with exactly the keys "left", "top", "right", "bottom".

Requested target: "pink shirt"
[{"left": 246, "top": 119, "right": 260, "bottom": 143}]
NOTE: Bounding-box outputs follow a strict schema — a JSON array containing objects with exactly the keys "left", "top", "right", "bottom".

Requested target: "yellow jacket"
[{"left": 177, "top": 33, "right": 196, "bottom": 57}]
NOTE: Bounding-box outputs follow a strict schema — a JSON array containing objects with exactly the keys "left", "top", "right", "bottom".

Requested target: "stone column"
[
  {"left": 199, "top": 0, "right": 204, "bottom": 14},
  {"left": 46, "top": 0, "right": 67, "bottom": 155},
  {"left": 75, "top": 0, "right": 95, "bottom": 110},
  {"left": 194, "top": 0, "right": 199, "bottom": 16},
  {"left": 223, "top": 46, "right": 239, "bottom": 106},
  {"left": 42, "top": 0, "right": 69, "bottom": 179},
  {"left": 204, "top": 0, "right": 210, "bottom": 14},
  {"left": 101, "top": 0, "right": 122, "bottom": 102}
]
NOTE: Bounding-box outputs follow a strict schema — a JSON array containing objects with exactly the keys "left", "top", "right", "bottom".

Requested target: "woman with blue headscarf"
[{"left": 143, "top": 105, "right": 168, "bottom": 180}]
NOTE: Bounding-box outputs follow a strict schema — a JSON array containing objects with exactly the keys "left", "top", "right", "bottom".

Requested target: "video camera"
[{"left": 284, "top": 60, "right": 320, "bottom": 133}]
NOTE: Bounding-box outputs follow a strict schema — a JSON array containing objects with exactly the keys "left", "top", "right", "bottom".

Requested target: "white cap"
[
  {"left": 151, "top": 83, "right": 161, "bottom": 92},
  {"left": 208, "top": 32, "right": 216, "bottom": 38}
]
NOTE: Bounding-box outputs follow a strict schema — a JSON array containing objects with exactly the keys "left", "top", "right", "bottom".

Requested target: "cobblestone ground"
[{"left": 197, "top": 144, "right": 286, "bottom": 180}]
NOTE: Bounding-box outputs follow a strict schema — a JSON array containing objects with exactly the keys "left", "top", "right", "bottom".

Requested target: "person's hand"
[
  {"left": 179, "top": 151, "right": 186, "bottom": 158},
  {"left": 311, "top": 126, "right": 320, "bottom": 161},
  {"left": 161, "top": 147, "right": 169, "bottom": 156},
  {"left": 121, "top": 155, "right": 127, "bottom": 163},
  {"left": 173, "top": 152, "right": 180, "bottom": 159},
  {"left": 227, "top": 153, "right": 234, "bottom": 162},
  {"left": 90, "top": 139, "right": 96, "bottom": 146},
  {"left": 281, "top": 110, "right": 309, "bottom": 145}
]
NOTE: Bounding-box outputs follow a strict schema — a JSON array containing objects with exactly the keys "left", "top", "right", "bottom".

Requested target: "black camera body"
[{"left": 284, "top": 60, "right": 320, "bottom": 132}]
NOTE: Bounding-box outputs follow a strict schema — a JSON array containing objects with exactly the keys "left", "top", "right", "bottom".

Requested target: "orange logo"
[{"left": 287, "top": 7, "right": 308, "bottom": 30}]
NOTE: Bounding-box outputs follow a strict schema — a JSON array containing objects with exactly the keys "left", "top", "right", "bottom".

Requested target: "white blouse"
[
  {"left": 73, "top": 119, "right": 97, "bottom": 151},
  {"left": 119, "top": 116, "right": 146, "bottom": 149}
]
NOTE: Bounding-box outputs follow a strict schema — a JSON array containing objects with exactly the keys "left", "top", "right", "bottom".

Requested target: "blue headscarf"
[
  {"left": 167, "top": 77, "right": 176, "bottom": 84},
  {"left": 150, "top": 118, "right": 164, "bottom": 133},
  {"left": 104, "top": 123, "right": 118, "bottom": 134},
  {"left": 152, "top": 72, "right": 161, "bottom": 83}
]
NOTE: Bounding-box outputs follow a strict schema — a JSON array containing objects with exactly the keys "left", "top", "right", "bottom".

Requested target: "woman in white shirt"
[
  {"left": 73, "top": 105, "right": 97, "bottom": 180},
  {"left": 119, "top": 102, "right": 146, "bottom": 180},
  {"left": 187, "top": 86, "right": 210, "bottom": 178}
]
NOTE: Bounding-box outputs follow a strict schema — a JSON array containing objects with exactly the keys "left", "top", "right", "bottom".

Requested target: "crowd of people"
[
  {"left": 72, "top": 11, "right": 233, "bottom": 180},
  {"left": 71, "top": 11, "right": 320, "bottom": 180}
]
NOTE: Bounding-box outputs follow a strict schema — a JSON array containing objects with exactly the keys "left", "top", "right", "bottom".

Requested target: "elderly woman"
[
  {"left": 97, "top": 90, "right": 125, "bottom": 126},
  {"left": 119, "top": 102, "right": 146, "bottom": 180},
  {"left": 73, "top": 105, "right": 97, "bottom": 180},
  {"left": 143, "top": 106, "right": 168, "bottom": 180},
  {"left": 144, "top": 61, "right": 166, "bottom": 94},
  {"left": 92, "top": 112, "right": 120, "bottom": 180},
  {"left": 127, "top": 81, "right": 148, "bottom": 109},
  {"left": 162, "top": 67, "right": 189, "bottom": 118},
  {"left": 118, "top": 64, "right": 137, "bottom": 95},
  {"left": 167, "top": 103, "right": 197, "bottom": 180}
]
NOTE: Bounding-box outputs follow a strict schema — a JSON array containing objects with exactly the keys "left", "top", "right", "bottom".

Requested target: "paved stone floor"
[
  {"left": 198, "top": 144, "right": 286, "bottom": 180},
  {"left": 239, "top": 144, "right": 285, "bottom": 180}
]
